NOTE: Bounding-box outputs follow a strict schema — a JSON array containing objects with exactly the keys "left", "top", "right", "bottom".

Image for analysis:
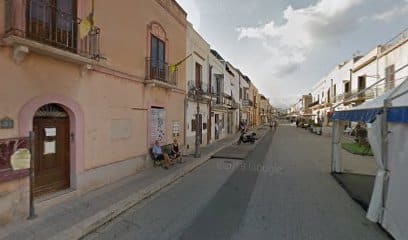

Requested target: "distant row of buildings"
[
  {"left": 0, "top": 0, "right": 273, "bottom": 226},
  {"left": 289, "top": 27, "right": 408, "bottom": 126},
  {"left": 185, "top": 25, "right": 274, "bottom": 150}
]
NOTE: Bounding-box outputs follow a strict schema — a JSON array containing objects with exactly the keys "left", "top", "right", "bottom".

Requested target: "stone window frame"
[{"left": 146, "top": 22, "right": 169, "bottom": 63}]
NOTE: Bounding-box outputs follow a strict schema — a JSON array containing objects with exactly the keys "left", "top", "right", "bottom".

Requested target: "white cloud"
[
  {"left": 176, "top": 0, "right": 201, "bottom": 29},
  {"left": 372, "top": 1, "right": 408, "bottom": 22},
  {"left": 237, "top": 0, "right": 364, "bottom": 77}
]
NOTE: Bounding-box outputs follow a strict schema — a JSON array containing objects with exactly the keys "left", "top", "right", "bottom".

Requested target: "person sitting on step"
[
  {"left": 170, "top": 138, "right": 183, "bottom": 163},
  {"left": 152, "top": 140, "right": 171, "bottom": 169}
]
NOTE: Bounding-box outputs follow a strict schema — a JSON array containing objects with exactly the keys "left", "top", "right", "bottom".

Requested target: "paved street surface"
[{"left": 83, "top": 125, "right": 390, "bottom": 240}]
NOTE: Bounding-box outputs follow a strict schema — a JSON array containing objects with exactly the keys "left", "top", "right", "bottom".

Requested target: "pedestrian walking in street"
[{"left": 271, "top": 120, "right": 277, "bottom": 131}]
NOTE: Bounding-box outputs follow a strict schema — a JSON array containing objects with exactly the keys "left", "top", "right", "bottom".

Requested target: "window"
[
  {"left": 150, "top": 35, "right": 166, "bottom": 80},
  {"left": 385, "top": 65, "right": 395, "bottom": 90},
  {"left": 191, "top": 119, "right": 196, "bottom": 132},
  {"left": 344, "top": 82, "right": 350, "bottom": 93},
  {"left": 327, "top": 89, "right": 330, "bottom": 103},
  {"left": 151, "top": 35, "right": 165, "bottom": 65},
  {"left": 195, "top": 63, "right": 202, "bottom": 88},
  {"left": 27, "top": 0, "right": 77, "bottom": 50},
  {"left": 358, "top": 76, "right": 366, "bottom": 91},
  {"left": 358, "top": 76, "right": 366, "bottom": 97}
]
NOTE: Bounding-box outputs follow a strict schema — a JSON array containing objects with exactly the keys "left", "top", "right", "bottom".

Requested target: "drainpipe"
[
  {"left": 184, "top": 95, "right": 188, "bottom": 148},
  {"left": 238, "top": 74, "right": 241, "bottom": 128},
  {"left": 376, "top": 46, "right": 380, "bottom": 98},
  {"left": 208, "top": 65, "right": 213, "bottom": 143}
]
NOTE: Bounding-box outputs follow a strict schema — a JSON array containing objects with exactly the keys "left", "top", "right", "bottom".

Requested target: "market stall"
[{"left": 331, "top": 78, "right": 408, "bottom": 240}]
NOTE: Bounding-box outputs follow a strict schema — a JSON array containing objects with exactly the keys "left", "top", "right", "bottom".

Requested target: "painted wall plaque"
[{"left": 0, "top": 117, "right": 14, "bottom": 129}]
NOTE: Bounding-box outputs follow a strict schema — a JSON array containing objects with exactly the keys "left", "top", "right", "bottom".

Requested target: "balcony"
[
  {"left": 3, "top": 0, "right": 101, "bottom": 64},
  {"left": 241, "top": 99, "right": 253, "bottom": 108},
  {"left": 212, "top": 95, "right": 228, "bottom": 110},
  {"left": 335, "top": 94, "right": 344, "bottom": 103},
  {"left": 344, "top": 92, "right": 352, "bottom": 100},
  {"left": 343, "top": 89, "right": 375, "bottom": 105},
  {"left": 145, "top": 58, "right": 178, "bottom": 88},
  {"left": 230, "top": 99, "right": 239, "bottom": 109},
  {"left": 308, "top": 100, "right": 319, "bottom": 108},
  {"left": 187, "top": 81, "right": 211, "bottom": 100}
]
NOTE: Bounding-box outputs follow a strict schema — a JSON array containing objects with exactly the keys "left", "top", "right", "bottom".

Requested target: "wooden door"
[
  {"left": 33, "top": 117, "right": 70, "bottom": 197},
  {"left": 207, "top": 116, "right": 211, "bottom": 144},
  {"left": 197, "top": 114, "right": 203, "bottom": 144},
  {"left": 215, "top": 114, "right": 219, "bottom": 140}
]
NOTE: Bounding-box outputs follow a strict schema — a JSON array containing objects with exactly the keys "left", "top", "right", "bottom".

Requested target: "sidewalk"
[{"left": 1, "top": 128, "right": 269, "bottom": 240}]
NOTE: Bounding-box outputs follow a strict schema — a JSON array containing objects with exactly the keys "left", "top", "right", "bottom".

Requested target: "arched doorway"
[{"left": 33, "top": 104, "right": 70, "bottom": 197}]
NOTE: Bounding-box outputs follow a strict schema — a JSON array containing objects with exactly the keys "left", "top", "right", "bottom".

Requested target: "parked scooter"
[{"left": 237, "top": 131, "right": 257, "bottom": 144}]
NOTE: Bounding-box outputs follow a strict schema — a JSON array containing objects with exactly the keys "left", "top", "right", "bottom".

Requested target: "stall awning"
[
  {"left": 331, "top": 109, "right": 382, "bottom": 123},
  {"left": 331, "top": 78, "right": 408, "bottom": 123},
  {"left": 331, "top": 107, "right": 408, "bottom": 123},
  {"left": 388, "top": 107, "right": 408, "bottom": 123}
]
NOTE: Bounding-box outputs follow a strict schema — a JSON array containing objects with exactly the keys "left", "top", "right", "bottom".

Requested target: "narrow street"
[{"left": 84, "top": 125, "right": 390, "bottom": 240}]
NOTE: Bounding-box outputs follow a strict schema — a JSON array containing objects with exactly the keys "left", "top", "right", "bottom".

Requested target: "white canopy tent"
[{"left": 331, "top": 78, "right": 408, "bottom": 240}]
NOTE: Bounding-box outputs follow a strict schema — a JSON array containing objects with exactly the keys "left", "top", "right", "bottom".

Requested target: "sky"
[{"left": 176, "top": 0, "right": 408, "bottom": 108}]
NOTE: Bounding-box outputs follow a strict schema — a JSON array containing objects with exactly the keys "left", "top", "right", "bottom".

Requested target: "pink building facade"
[{"left": 0, "top": 0, "right": 186, "bottom": 226}]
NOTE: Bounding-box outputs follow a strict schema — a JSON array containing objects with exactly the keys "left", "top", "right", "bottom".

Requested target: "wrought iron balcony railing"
[
  {"left": 335, "top": 94, "right": 344, "bottom": 103},
  {"left": 308, "top": 100, "right": 319, "bottom": 108},
  {"left": 4, "top": 0, "right": 101, "bottom": 60},
  {"left": 145, "top": 58, "right": 177, "bottom": 85},
  {"left": 187, "top": 81, "right": 211, "bottom": 96},
  {"left": 230, "top": 100, "right": 239, "bottom": 109},
  {"left": 344, "top": 89, "right": 375, "bottom": 102}
]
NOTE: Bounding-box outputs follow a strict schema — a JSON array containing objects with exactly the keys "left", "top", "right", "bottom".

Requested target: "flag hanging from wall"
[{"left": 79, "top": 13, "right": 94, "bottom": 39}]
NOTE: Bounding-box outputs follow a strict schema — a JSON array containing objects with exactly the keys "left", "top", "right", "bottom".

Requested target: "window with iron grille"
[{"left": 25, "top": 0, "right": 77, "bottom": 52}]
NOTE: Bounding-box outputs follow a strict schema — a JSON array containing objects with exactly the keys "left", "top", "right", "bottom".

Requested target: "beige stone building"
[
  {"left": 185, "top": 23, "right": 211, "bottom": 151},
  {"left": 260, "top": 95, "right": 270, "bottom": 124},
  {"left": 0, "top": 0, "right": 187, "bottom": 225}
]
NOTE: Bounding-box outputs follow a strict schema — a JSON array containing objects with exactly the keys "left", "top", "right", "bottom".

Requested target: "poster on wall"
[
  {"left": 0, "top": 137, "right": 29, "bottom": 171},
  {"left": 172, "top": 121, "right": 180, "bottom": 137},
  {"left": 151, "top": 107, "right": 166, "bottom": 144}
]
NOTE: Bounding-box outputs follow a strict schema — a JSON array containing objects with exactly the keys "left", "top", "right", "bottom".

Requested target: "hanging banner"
[{"left": 151, "top": 108, "right": 166, "bottom": 144}]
